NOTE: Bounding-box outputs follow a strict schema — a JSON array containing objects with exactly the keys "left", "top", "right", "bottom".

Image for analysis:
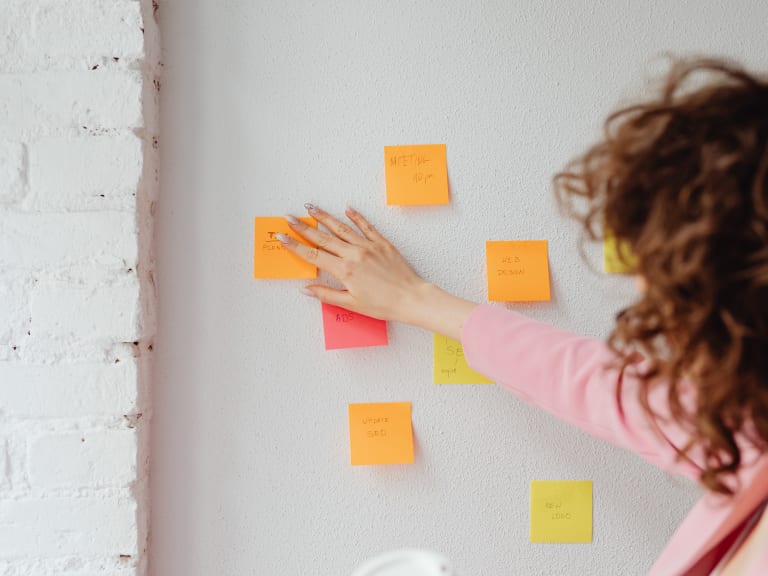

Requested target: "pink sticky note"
[{"left": 321, "top": 303, "right": 388, "bottom": 350}]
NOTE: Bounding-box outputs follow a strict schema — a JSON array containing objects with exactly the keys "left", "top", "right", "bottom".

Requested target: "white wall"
[
  {"left": 0, "top": 1, "right": 158, "bottom": 575},
  {"left": 154, "top": 2, "right": 767, "bottom": 575}
]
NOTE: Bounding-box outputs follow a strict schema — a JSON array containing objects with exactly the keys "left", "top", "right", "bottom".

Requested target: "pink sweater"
[{"left": 461, "top": 304, "right": 768, "bottom": 575}]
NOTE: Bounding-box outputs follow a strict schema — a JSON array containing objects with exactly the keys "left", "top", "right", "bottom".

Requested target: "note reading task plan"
[
  {"left": 384, "top": 144, "right": 449, "bottom": 206},
  {"left": 254, "top": 216, "right": 318, "bottom": 279},
  {"left": 433, "top": 334, "right": 493, "bottom": 384},
  {"left": 321, "top": 303, "right": 388, "bottom": 350},
  {"left": 529, "top": 480, "right": 593, "bottom": 543},
  {"left": 486, "top": 240, "right": 551, "bottom": 302},
  {"left": 348, "top": 402, "right": 414, "bottom": 466}
]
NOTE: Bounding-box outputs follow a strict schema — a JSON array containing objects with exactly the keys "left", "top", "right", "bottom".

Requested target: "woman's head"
[{"left": 555, "top": 58, "right": 768, "bottom": 494}]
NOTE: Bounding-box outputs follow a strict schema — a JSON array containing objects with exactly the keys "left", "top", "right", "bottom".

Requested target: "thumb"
[{"left": 302, "top": 285, "right": 356, "bottom": 310}]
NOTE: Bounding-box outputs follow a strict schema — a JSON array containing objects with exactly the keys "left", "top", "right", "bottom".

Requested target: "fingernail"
[
  {"left": 300, "top": 287, "right": 315, "bottom": 297},
  {"left": 345, "top": 206, "right": 357, "bottom": 215},
  {"left": 275, "top": 233, "right": 290, "bottom": 243},
  {"left": 304, "top": 202, "right": 317, "bottom": 213},
  {"left": 285, "top": 214, "right": 299, "bottom": 225}
]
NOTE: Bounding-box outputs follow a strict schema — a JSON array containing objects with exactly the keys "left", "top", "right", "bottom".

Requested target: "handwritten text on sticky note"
[
  {"left": 530, "top": 480, "right": 593, "bottom": 543},
  {"left": 254, "top": 217, "right": 318, "bottom": 279},
  {"left": 384, "top": 144, "right": 449, "bottom": 206},
  {"left": 433, "top": 334, "right": 493, "bottom": 384},
  {"left": 486, "top": 240, "right": 551, "bottom": 302},
  {"left": 348, "top": 402, "right": 414, "bottom": 466},
  {"left": 322, "top": 303, "right": 388, "bottom": 350}
]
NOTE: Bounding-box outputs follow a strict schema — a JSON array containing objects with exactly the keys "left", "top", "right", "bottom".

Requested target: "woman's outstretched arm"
[{"left": 279, "top": 204, "right": 707, "bottom": 481}]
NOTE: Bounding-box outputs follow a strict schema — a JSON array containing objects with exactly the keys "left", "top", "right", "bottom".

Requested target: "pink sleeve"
[{"left": 461, "top": 303, "right": 703, "bottom": 480}]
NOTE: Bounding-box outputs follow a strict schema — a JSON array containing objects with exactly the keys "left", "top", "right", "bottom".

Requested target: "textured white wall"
[
  {"left": 0, "top": 1, "right": 158, "bottom": 575},
  {"left": 155, "top": 1, "right": 767, "bottom": 575}
]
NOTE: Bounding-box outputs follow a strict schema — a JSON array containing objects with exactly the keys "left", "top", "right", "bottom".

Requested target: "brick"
[
  {"left": 29, "top": 431, "right": 136, "bottom": 489},
  {"left": 31, "top": 278, "right": 140, "bottom": 343},
  {"left": 0, "top": 360, "right": 137, "bottom": 418},
  {"left": 0, "top": 498, "right": 136, "bottom": 558},
  {"left": 28, "top": 135, "right": 142, "bottom": 211},
  {"left": 0, "top": 439, "right": 8, "bottom": 491},
  {"left": 0, "top": 71, "right": 142, "bottom": 140},
  {"left": 0, "top": 212, "right": 137, "bottom": 270},
  {"left": 0, "top": 1, "right": 33, "bottom": 73},
  {"left": 0, "top": 277, "right": 31, "bottom": 345},
  {"left": 0, "top": 563, "right": 136, "bottom": 576},
  {"left": 0, "top": 142, "right": 26, "bottom": 205},
  {"left": 0, "top": 558, "right": 136, "bottom": 576},
  {"left": 31, "top": 1, "right": 144, "bottom": 62},
  {"left": 0, "top": 1, "right": 143, "bottom": 73}
]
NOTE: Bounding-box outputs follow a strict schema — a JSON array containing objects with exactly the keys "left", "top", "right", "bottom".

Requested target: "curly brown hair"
[{"left": 554, "top": 58, "right": 768, "bottom": 495}]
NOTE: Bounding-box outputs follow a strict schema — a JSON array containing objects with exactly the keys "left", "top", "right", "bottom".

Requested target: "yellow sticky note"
[
  {"left": 384, "top": 144, "right": 449, "bottom": 205},
  {"left": 254, "top": 217, "right": 318, "bottom": 279},
  {"left": 530, "top": 480, "right": 593, "bottom": 543},
  {"left": 486, "top": 240, "right": 551, "bottom": 302},
  {"left": 348, "top": 402, "right": 414, "bottom": 466},
  {"left": 433, "top": 334, "right": 493, "bottom": 384},
  {"left": 604, "top": 233, "right": 637, "bottom": 274}
]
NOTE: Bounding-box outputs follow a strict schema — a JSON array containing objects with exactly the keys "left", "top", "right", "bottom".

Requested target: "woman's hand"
[
  {"left": 278, "top": 204, "right": 424, "bottom": 322},
  {"left": 278, "top": 204, "right": 478, "bottom": 340}
]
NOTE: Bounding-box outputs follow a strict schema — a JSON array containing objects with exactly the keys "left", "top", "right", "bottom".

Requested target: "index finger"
[
  {"left": 305, "top": 204, "right": 366, "bottom": 246},
  {"left": 344, "top": 206, "right": 388, "bottom": 245},
  {"left": 276, "top": 232, "right": 342, "bottom": 277}
]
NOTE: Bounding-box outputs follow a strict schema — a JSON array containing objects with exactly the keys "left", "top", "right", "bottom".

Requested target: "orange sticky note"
[
  {"left": 486, "top": 240, "right": 551, "bottom": 302},
  {"left": 384, "top": 144, "right": 449, "bottom": 205},
  {"left": 254, "top": 217, "right": 318, "bottom": 279},
  {"left": 348, "top": 402, "right": 414, "bottom": 465},
  {"left": 321, "top": 303, "right": 388, "bottom": 350}
]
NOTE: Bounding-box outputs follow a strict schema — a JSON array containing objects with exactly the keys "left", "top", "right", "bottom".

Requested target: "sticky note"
[
  {"left": 348, "top": 402, "right": 414, "bottom": 465},
  {"left": 321, "top": 303, "right": 388, "bottom": 350},
  {"left": 604, "top": 233, "right": 637, "bottom": 274},
  {"left": 486, "top": 240, "right": 551, "bottom": 302},
  {"left": 530, "top": 480, "right": 593, "bottom": 543},
  {"left": 254, "top": 217, "right": 318, "bottom": 279},
  {"left": 433, "top": 334, "right": 493, "bottom": 384},
  {"left": 384, "top": 144, "right": 449, "bottom": 205}
]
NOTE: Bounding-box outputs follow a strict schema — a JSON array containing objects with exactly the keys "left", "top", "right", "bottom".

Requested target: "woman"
[{"left": 278, "top": 59, "right": 768, "bottom": 575}]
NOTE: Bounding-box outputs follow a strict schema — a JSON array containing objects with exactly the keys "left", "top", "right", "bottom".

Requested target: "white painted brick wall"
[
  {"left": 28, "top": 135, "right": 143, "bottom": 211},
  {"left": 0, "top": 72, "right": 143, "bottom": 141},
  {"left": 31, "top": 279, "right": 141, "bottom": 342},
  {"left": 0, "top": 142, "right": 26, "bottom": 204},
  {"left": 0, "top": 362, "right": 137, "bottom": 418},
  {"left": 0, "top": 439, "right": 8, "bottom": 492},
  {"left": 0, "top": 498, "right": 137, "bottom": 557},
  {"left": 29, "top": 431, "right": 136, "bottom": 489},
  {"left": 0, "top": 212, "right": 138, "bottom": 269},
  {"left": 0, "top": 0, "right": 157, "bottom": 574},
  {"left": 0, "top": 1, "right": 144, "bottom": 73}
]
